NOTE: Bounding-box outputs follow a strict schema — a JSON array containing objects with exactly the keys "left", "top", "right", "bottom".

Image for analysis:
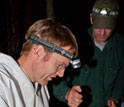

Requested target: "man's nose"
[
  {"left": 100, "top": 29, "right": 106, "bottom": 35},
  {"left": 57, "top": 69, "right": 65, "bottom": 77}
]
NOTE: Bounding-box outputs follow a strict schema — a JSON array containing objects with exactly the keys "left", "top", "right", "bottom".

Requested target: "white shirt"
[
  {"left": 0, "top": 53, "right": 50, "bottom": 107},
  {"left": 95, "top": 41, "right": 107, "bottom": 51}
]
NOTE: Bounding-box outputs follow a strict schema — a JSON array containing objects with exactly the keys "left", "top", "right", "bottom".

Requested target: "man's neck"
[
  {"left": 17, "top": 54, "right": 35, "bottom": 82},
  {"left": 94, "top": 41, "right": 107, "bottom": 51}
]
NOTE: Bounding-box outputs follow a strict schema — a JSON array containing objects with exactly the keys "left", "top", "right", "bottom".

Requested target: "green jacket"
[{"left": 52, "top": 27, "right": 124, "bottom": 107}]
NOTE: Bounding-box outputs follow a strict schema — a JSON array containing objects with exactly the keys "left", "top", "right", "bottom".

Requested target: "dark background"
[
  {"left": 0, "top": 0, "right": 123, "bottom": 59},
  {"left": 0, "top": 0, "right": 123, "bottom": 106},
  {"left": 0, "top": 0, "right": 94, "bottom": 60}
]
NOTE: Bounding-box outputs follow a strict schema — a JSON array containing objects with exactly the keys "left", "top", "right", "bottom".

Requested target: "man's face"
[
  {"left": 93, "top": 28, "right": 113, "bottom": 44},
  {"left": 33, "top": 46, "right": 72, "bottom": 85},
  {"left": 90, "top": 14, "right": 113, "bottom": 44}
]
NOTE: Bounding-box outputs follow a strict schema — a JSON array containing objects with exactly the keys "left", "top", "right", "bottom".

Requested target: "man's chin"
[
  {"left": 97, "top": 39, "right": 106, "bottom": 43},
  {"left": 42, "top": 82, "right": 48, "bottom": 85},
  {"left": 39, "top": 80, "right": 48, "bottom": 85}
]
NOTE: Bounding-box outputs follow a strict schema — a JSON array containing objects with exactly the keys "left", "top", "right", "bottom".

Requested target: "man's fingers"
[
  {"left": 72, "top": 86, "right": 82, "bottom": 93},
  {"left": 66, "top": 86, "right": 83, "bottom": 107}
]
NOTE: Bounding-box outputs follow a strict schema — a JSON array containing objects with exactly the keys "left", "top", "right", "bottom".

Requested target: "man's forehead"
[{"left": 29, "top": 35, "right": 74, "bottom": 60}]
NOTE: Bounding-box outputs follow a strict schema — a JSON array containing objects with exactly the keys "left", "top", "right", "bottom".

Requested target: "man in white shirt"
[{"left": 0, "top": 18, "right": 79, "bottom": 107}]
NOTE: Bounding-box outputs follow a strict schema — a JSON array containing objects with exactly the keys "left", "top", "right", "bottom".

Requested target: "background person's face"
[{"left": 93, "top": 28, "right": 112, "bottom": 44}]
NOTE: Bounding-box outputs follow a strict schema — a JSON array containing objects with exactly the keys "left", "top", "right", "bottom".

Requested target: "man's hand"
[
  {"left": 107, "top": 98, "right": 117, "bottom": 107},
  {"left": 65, "top": 86, "right": 83, "bottom": 107}
]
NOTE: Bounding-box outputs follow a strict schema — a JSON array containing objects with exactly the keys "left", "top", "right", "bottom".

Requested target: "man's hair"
[{"left": 21, "top": 18, "right": 78, "bottom": 57}]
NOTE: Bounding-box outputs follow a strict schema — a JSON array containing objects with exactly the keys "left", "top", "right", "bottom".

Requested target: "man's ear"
[
  {"left": 90, "top": 13, "right": 93, "bottom": 25},
  {"left": 33, "top": 45, "right": 46, "bottom": 59}
]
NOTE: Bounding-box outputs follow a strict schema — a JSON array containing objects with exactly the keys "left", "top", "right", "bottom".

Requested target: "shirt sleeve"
[
  {"left": 52, "top": 79, "right": 70, "bottom": 103},
  {"left": 0, "top": 96, "right": 9, "bottom": 107},
  {"left": 111, "top": 66, "right": 124, "bottom": 105},
  {"left": 0, "top": 75, "right": 8, "bottom": 107}
]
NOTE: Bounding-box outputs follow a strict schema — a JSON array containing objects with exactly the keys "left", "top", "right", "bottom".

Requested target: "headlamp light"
[
  {"left": 29, "top": 35, "right": 81, "bottom": 69},
  {"left": 70, "top": 58, "right": 81, "bottom": 69},
  {"left": 92, "top": 7, "right": 119, "bottom": 16}
]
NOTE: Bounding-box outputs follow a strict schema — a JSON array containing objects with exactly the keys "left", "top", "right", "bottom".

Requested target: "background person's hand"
[
  {"left": 107, "top": 98, "right": 117, "bottom": 107},
  {"left": 65, "top": 86, "right": 83, "bottom": 107}
]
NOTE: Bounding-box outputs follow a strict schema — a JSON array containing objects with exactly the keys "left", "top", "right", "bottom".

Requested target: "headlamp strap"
[{"left": 28, "top": 35, "right": 74, "bottom": 60}]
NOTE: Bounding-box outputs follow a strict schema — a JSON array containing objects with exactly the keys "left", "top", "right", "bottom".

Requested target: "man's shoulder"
[
  {"left": 0, "top": 52, "right": 21, "bottom": 84},
  {"left": 113, "top": 31, "right": 124, "bottom": 43},
  {"left": 0, "top": 52, "right": 16, "bottom": 75},
  {"left": 113, "top": 31, "right": 124, "bottom": 38},
  {"left": 0, "top": 52, "right": 15, "bottom": 64}
]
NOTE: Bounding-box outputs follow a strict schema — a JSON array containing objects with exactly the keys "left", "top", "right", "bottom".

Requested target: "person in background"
[
  {"left": 52, "top": 0, "right": 124, "bottom": 106},
  {"left": 0, "top": 18, "right": 79, "bottom": 107}
]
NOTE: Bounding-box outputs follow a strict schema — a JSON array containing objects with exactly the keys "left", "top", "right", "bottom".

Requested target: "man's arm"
[
  {"left": 52, "top": 78, "right": 71, "bottom": 103},
  {"left": 110, "top": 66, "right": 124, "bottom": 106}
]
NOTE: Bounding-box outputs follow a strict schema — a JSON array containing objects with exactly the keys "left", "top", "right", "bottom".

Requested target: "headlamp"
[
  {"left": 93, "top": 7, "right": 119, "bottom": 16},
  {"left": 29, "top": 35, "right": 81, "bottom": 69},
  {"left": 70, "top": 58, "right": 81, "bottom": 69}
]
